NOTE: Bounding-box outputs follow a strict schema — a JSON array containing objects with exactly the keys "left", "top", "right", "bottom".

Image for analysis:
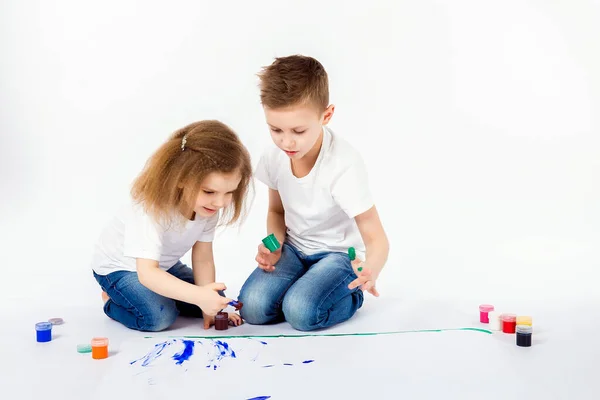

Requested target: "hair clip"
[{"left": 181, "top": 135, "right": 187, "bottom": 151}]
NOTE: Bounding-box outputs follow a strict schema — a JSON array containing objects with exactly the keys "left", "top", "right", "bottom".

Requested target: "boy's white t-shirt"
[
  {"left": 91, "top": 200, "right": 219, "bottom": 276},
  {"left": 254, "top": 126, "right": 373, "bottom": 259}
]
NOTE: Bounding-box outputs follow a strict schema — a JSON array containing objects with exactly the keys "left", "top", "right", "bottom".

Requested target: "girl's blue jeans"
[
  {"left": 93, "top": 261, "right": 214, "bottom": 332},
  {"left": 238, "top": 242, "right": 364, "bottom": 331}
]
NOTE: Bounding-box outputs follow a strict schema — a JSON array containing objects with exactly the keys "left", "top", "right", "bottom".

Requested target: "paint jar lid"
[
  {"left": 216, "top": 311, "right": 228, "bottom": 320},
  {"left": 479, "top": 304, "right": 494, "bottom": 312},
  {"left": 91, "top": 337, "right": 109, "bottom": 347},
  {"left": 77, "top": 344, "right": 92, "bottom": 353},
  {"left": 48, "top": 318, "right": 64, "bottom": 325},
  {"left": 488, "top": 311, "right": 499, "bottom": 318},
  {"left": 228, "top": 300, "right": 243, "bottom": 311},
  {"left": 501, "top": 314, "right": 517, "bottom": 322},
  {"left": 262, "top": 233, "right": 281, "bottom": 252},
  {"left": 516, "top": 316, "right": 532, "bottom": 325},
  {"left": 516, "top": 325, "right": 532, "bottom": 334},
  {"left": 348, "top": 247, "right": 356, "bottom": 261},
  {"left": 35, "top": 322, "right": 52, "bottom": 331}
]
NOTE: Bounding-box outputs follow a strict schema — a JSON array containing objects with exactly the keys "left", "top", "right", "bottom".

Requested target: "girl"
[{"left": 91, "top": 120, "right": 253, "bottom": 332}]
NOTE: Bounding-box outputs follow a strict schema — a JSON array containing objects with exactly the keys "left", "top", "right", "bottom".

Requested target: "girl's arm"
[
  {"left": 348, "top": 205, "right": 390, "bottom": 295},
  {"left": 191, "top": 241, "right": 216, "bottom": 286},
  {"left": 137, "top": 258, "right": 231, "bottom": 315},
  {"left": 191, "top": 241, "right": 235, "bottom": 328}
]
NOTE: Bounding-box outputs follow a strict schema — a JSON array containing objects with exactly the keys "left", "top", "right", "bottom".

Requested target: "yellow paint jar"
[{"left": 516, "top": 316, "right": 532, "bottom": 326}]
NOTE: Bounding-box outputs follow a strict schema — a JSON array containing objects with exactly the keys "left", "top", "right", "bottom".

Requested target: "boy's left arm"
[{"left": 348, "top": 205, "right": 389, "bottom": 296}]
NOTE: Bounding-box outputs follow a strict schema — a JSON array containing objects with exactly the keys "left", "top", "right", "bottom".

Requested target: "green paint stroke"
[{"left": 144, "top": 327, "right": 491, "bottom": 340}]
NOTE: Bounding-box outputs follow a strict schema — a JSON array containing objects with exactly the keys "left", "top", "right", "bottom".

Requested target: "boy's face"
[{"left": 264, "top": 103, "right": 334, "bottom": 161}]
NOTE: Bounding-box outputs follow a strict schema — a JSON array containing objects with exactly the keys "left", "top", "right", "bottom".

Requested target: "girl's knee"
[{"left": 138, "top": 303, "right": 179, "bottom": 332}]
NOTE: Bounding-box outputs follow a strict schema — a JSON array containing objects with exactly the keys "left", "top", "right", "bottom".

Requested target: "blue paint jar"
[{"left": 36, "top": 322, "right": 52, "bottom": 342}]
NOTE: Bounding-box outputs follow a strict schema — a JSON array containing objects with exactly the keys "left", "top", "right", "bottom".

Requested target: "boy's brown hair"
[
  {"left": 130, "top": 120, "right": 253, "bottom": 227},
  {"left": 257, "top": 54, "right": 329, "bottom": 111}
]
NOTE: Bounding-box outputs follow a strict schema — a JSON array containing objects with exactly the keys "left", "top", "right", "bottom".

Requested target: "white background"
[
  {"left": 1, "top": 0, "right": 599, "bottom": 314},
  {"left": 2, "top": 1, "right": 600, "bottom": 399}
]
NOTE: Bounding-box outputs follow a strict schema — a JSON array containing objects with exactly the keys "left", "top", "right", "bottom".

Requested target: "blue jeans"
[
  {"left": 238, "top": 243, "right": 364, "bottom": 331},
  {"left": 93, "top": 261, "right": 211, "bottom": 332}
]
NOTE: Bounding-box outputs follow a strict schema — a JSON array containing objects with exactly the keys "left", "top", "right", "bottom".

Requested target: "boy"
[{"left": 238, "top": 54, "right": 389, "bottom": 331}]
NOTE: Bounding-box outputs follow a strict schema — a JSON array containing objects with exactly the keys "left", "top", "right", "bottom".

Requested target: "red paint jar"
[
  {"left": 501, "top": 314, "right": 517, "bottom": 333},
  {"left": 478, "top": 304, "right": 494, "bottom": 323}
]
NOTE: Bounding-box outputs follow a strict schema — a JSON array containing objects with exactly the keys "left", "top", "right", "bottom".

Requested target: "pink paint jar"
[{"left": 479, "top": 304, "right": 495, "bottom": 323}]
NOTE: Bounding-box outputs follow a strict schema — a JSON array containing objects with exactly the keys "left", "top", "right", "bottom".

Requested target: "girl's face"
[{"left": 192, "top": 170, "right": 242, "bottom": 218}]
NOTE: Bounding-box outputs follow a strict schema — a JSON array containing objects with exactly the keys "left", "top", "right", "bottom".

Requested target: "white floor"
[{"left": 3, "top": 293, "right": 599, "bottom": 399}]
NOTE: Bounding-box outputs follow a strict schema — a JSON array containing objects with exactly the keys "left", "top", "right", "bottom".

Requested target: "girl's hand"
[
  {"left": 197, "top": 283, "right": 233, "bottom": 316},
  {"left": 203, "top": 314, "right": 215, "bottom": 329},
  {"left": 228, "top": 313, "right": 243, "bottom": 327},
  {"left": 348, "top": 257, "right": 380, "bottom": 297},
  {"left": 203, "top": 312, "right": 243, "bottom": 329},
  {"left": 255, "top": 243, "right": 282, "bottom": 272}
]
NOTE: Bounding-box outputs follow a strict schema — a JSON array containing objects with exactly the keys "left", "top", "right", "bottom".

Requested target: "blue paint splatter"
[
  {"left": 172, "top": 340, "right": 195, "bottom": 365},
  {"left": 130, "top": 340, "right": 174, "bottom": 366},
  {"left": 262, "top": 364, "right": 275, "bottom": 368},
  {"left": 245, "top": 338, "right": 268, "bottom": 362},
  {"left": 160, "top": 305, "right": 164, "bottom": 311},
  {"left": 130, "top": 338, "right": 273, "bottom": 371},
  {"left": 302, "top": 360, "right": 314, "bottom": 364},
  {"left": 204, "top": 339, "right": 237, "bottom": 370},
  {"left": 247, "top": 397, "right": 271, "bottom": 400},
  {"left": 215, "top": 340, "right": 236, "bottom": 358},
  {"left": 130, "top": 339, "right": 197, "bottom": 367},
  {"left": 283, "top": 363, "right": 293, "bottom": 366}
]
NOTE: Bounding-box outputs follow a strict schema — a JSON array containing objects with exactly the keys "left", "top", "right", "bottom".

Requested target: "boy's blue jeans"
[
  {"left": 93, "top": 261, "right": 211, "bottom": 332},
  {"left": 238, "top": 242, "right": 364, "bottom": 331}
]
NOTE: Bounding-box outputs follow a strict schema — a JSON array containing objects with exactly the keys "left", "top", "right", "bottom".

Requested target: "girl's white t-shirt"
[
  {"left": 254, "top": 126, "right": 374, "bottom": 259},
  {"left": 91, "top": 201, "right": 218, "bottom": 276}
]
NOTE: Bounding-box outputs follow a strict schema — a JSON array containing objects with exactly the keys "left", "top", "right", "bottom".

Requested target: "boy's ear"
[{"left": 322, "top": 104, "right": 335, "bottom": 125}]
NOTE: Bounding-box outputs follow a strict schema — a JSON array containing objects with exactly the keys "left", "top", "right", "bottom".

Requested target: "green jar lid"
[
  {"left": 77, "top": 344, "right": 92, "bottom": 353},
  {"left": 262, "top": 233, "right": 281, "bottom": 252},
  {"left": 348, "top": 247, "right": 356, "bottom": 261}
]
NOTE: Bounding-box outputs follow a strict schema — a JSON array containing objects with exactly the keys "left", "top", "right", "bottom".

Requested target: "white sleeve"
[
  {"left": 197, "top": 213, "right": 219, "bottom": 242},
  {"left": 330, "top": 154, "right": 374, "bottom": 218},
  {"left": 254, "top": 149, "right": 277, "bottom": 189},
  {"left": 123, "top": 205, "right": 164, "bottom": 261}
]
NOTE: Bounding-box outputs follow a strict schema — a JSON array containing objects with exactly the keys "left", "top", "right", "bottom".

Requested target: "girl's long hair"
[{"left": 130, "top": 120, "right": 253, "bottom": 227}]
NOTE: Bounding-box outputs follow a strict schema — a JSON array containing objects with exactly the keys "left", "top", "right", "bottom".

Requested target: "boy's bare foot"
[{"left": 101, "top": 291, "right": 110, "bottom": 304}]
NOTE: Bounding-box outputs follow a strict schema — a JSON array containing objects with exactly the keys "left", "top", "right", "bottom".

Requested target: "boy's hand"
[
  {"left": 348, "top": 257, "right": 380, "bottom": 297},
  {"left": 196, "top": 283, "right": 233, "bottom": 316},
  {"left": 255, "top": 243, "right": 281, "bottom": 272}
]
